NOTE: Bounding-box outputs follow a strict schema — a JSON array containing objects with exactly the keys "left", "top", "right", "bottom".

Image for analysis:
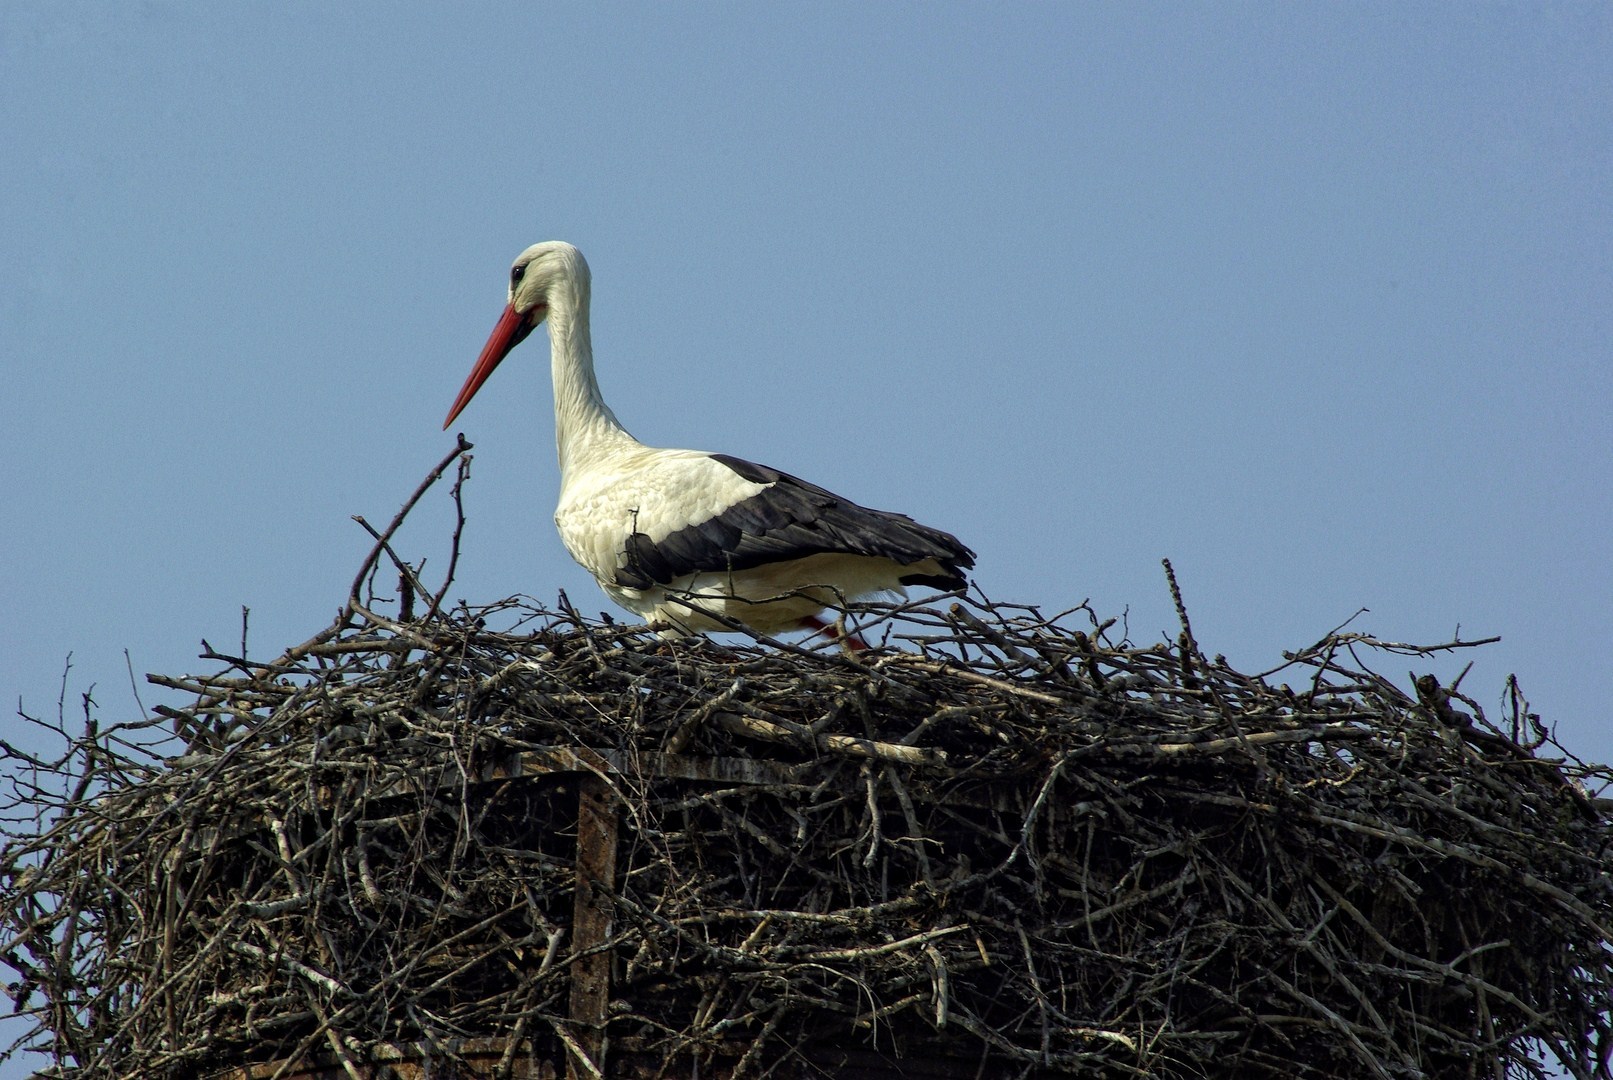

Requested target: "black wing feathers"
[{"left": 616, "top": 453, "right": 975, "bottom": 590}]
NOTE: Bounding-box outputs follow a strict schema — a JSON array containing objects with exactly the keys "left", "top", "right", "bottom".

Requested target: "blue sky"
[{"left": 2, "top": 4, "right": 1609, "bottom": 1074}]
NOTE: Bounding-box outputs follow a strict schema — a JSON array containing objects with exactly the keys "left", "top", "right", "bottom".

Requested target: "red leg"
[{"left": 798, "top": 614, "right": 869, "bottom": 652}]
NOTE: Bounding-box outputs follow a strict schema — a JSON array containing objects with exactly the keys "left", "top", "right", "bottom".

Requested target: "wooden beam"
[{"left": 566, "top": 765, "right": 619, "bottom": 1080}]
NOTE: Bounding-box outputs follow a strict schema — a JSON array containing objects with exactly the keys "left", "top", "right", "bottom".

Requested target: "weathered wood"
[{"left": 566, "top": 763, "right": 619, "bottom": 1080}]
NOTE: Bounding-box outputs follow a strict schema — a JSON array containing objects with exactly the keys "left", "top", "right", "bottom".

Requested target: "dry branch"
[{"left": 3, "top": 453, "right": 1610, "bottom": 1080}]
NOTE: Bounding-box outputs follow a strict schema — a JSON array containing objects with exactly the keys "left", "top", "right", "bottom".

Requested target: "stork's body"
[{"left": 444, "top": 242, "right": 974, "bottom": 638}]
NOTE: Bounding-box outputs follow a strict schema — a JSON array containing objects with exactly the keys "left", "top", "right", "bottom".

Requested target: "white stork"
[{"left": 442, "top": 241, "right": 975, "bottom": 643}]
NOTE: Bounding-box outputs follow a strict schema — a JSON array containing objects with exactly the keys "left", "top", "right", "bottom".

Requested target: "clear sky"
[{"left": 2, "top": 5, "right": 1609, "bottom": 1075}]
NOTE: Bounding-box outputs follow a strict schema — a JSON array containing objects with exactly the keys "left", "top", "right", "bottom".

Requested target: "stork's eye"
[{"left": 511, "top": 264, "right": 526, "bottom": 285}]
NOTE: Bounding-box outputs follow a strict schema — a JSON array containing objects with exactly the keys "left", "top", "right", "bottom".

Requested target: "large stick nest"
[{"left": 3, "top": 446, "right": 1611, "bottom": 1079}]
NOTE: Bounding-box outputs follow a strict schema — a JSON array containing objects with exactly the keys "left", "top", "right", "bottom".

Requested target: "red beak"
[{"left": 442, "top": 304, "right": 540, "bottom": 429}]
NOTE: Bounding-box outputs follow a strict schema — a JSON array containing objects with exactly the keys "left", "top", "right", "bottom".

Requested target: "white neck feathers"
[{"left": 543, "top": 274, "right": 636, "bottom": 483}]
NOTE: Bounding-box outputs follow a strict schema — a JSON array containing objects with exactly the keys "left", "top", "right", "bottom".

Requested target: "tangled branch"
[{"left": 3, "top": 449, "right": 1609, "bottom": 1080}]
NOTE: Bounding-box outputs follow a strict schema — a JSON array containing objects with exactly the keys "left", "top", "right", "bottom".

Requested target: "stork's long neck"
[{"left": 545, "top": 278, "right": 637, "bottom": 485}]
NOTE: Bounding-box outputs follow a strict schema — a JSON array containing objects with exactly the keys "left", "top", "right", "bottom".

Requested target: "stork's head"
[
  {"left": 443, "top": 241, "right": 591, "bottom": 429},
  {"left": 507, "top": 241, "right": 590, "bottom": 316}
]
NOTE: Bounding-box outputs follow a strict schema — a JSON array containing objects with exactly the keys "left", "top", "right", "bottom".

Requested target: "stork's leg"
[{"left": 798, "top": 614, "right": 869, "bottom": 652}]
